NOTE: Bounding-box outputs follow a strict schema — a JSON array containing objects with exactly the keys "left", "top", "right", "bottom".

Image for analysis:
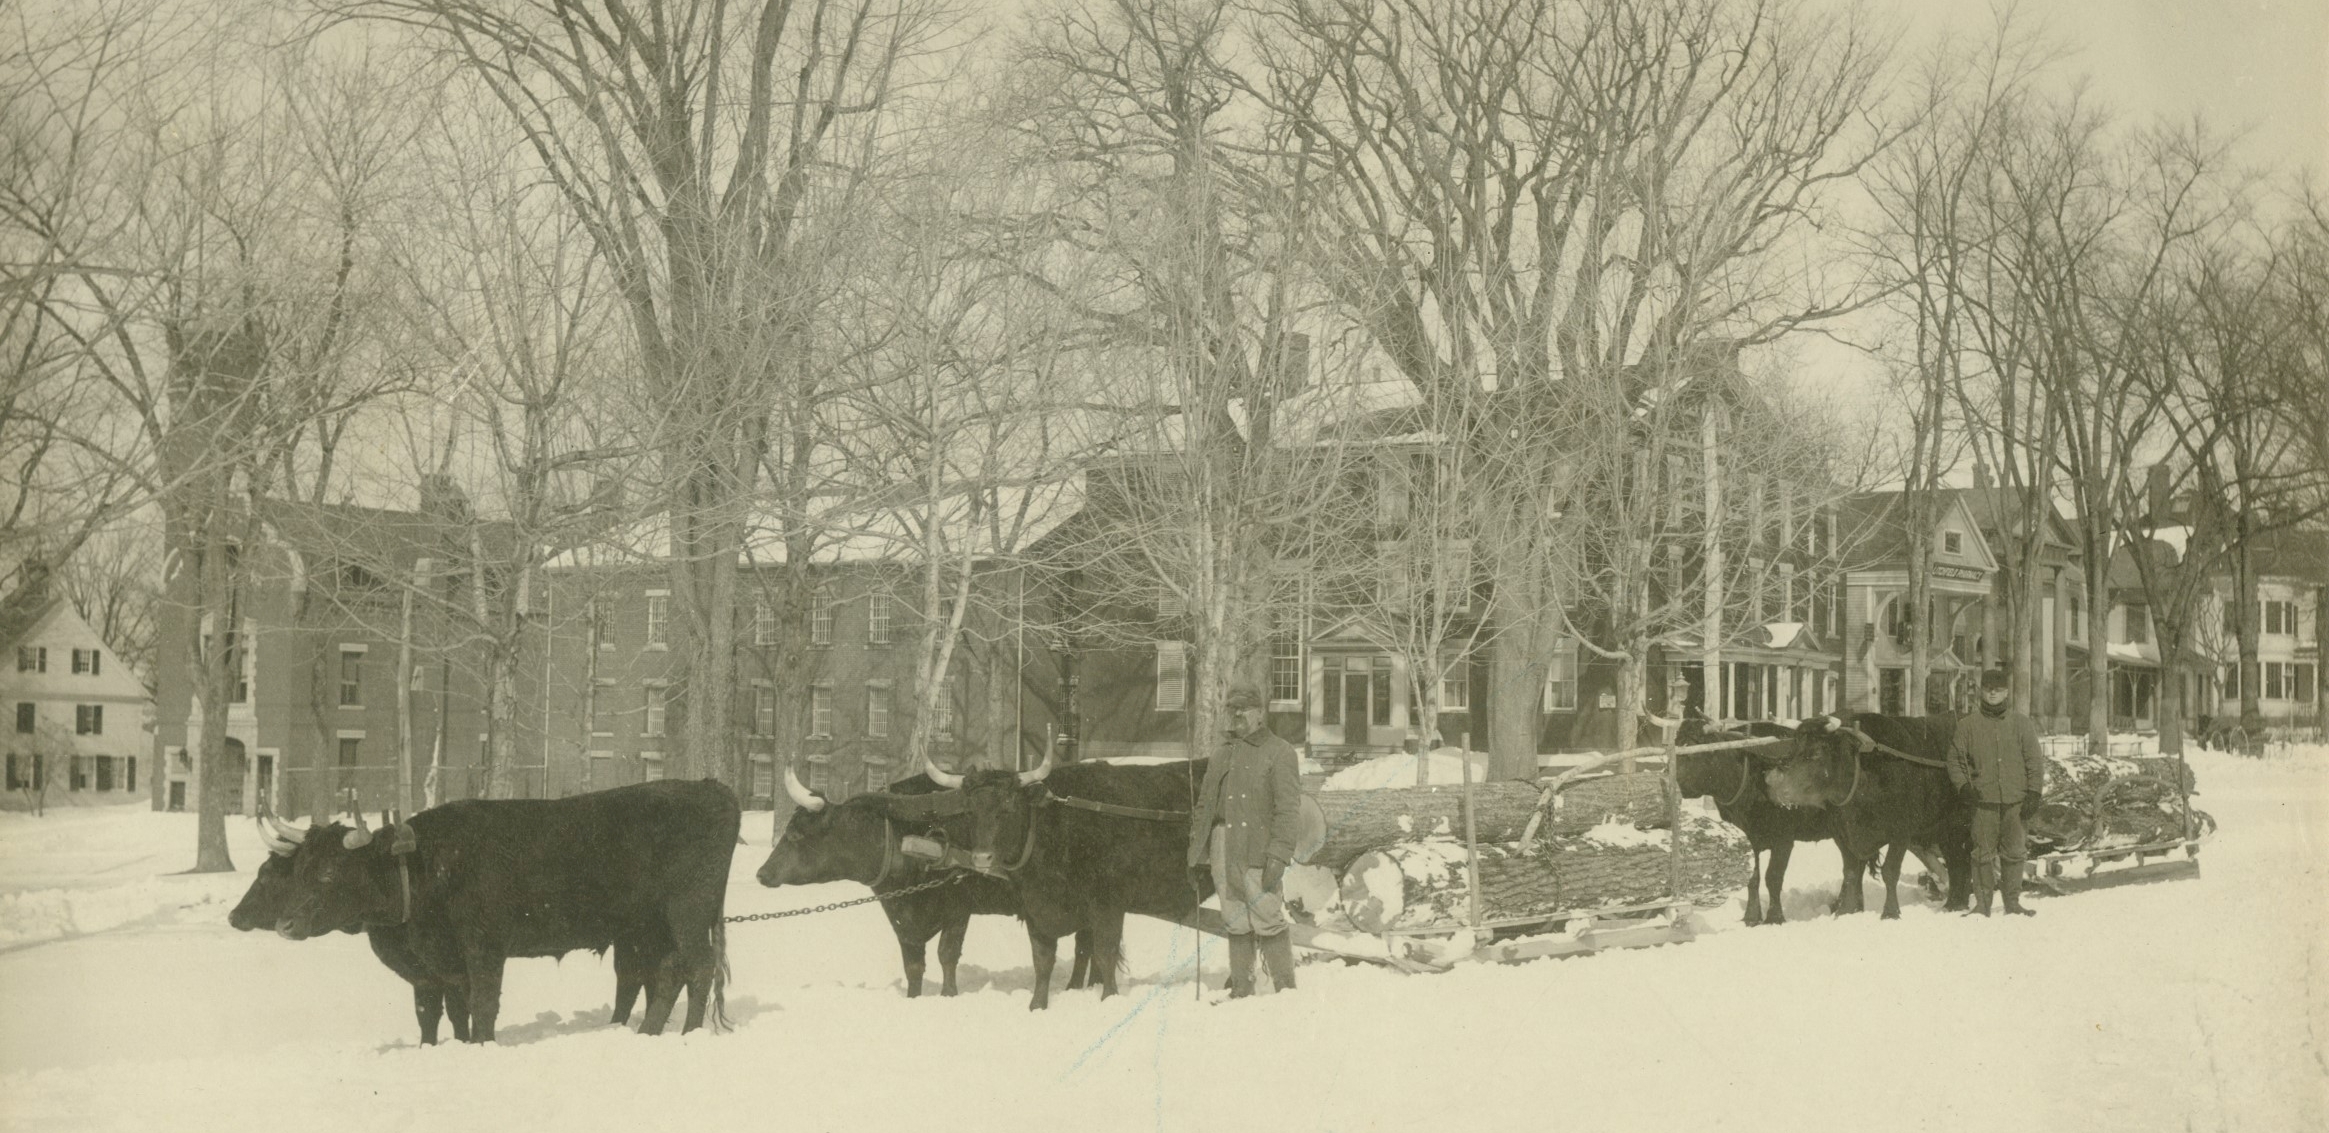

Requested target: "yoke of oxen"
[{"left": 1761, "top": 717, "right": 1859, "bottom": 809}]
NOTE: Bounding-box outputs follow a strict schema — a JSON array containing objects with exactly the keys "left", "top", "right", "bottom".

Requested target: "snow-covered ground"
[{"left": 2, "top": 745, "right": 2323, "bottom": 1133}]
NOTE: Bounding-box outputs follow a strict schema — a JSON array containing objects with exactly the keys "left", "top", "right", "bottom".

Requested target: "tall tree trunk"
[
  {"left": 1701, "top": 406, "right": 1725, "bottom": 721},
  {"left": 2231, "top": 509, "right": 2261, "bottom": 739},
  {"left": 2086, "top": 546, "right": 2113, "bottom": 752}
]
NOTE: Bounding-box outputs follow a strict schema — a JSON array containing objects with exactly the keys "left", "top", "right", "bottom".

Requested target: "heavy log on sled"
[
  {"left": 1308, "top": 774, "right": 1670, "bottom": 875},
  {"left": 1309, "top": 783, "right": 1539, "bottom": 874}
]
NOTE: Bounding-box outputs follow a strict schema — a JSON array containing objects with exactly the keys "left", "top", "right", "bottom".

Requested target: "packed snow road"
[{"left": 2, "top": 747, "right": 2322, "bottom": 1133}]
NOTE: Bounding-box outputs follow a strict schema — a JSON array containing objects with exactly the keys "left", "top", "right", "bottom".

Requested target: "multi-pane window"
[
  {"left": 641, "top": 752, "right": 665, "bottom": 781},
  {"left": 1269, "top": 637, "right": 1302, "bottom": 704},
  {"left": 17, "top": 646, "right": 45, "bottom": 672},
  {"left": 807, "top": 760, "right": 831, "bottom": 793},
  {"left": 810, "top": 588, "right": 834, "bottom": 646},
  {"left": 1154, "top": 642, "right": 1188, "bottom": 711},
  {"left": 14, "top": 702, "right": 32, "bottom": 733},
  {"left": 645, "top": 592, "right": 669, "bottom": 646},
  {"left": 338, "top": 737, "right": 361, "bottom": 766},
  {"left": 75, "top": 704, "right": 103, "bottom": 735},
  {"left": 590, "top": 680, "right": 615, "bottom": 735},
  {"left": 70, "top": 757, "right": 87, "bottom": 790},
  {"left": 866, "top": 684, "right": 892, "bottom": 738},
  {"left": 644, "top": 684, "right": 667, "bottom": 736},
  {"left": 753, "top": 686, "right": 776, "bottom": 737},
  {"left": 1879, "top": 668, "right": 1908, "bottom": 716},
  {"left": 1541, "top": 641, "right": 1576, "bottom": 711},
  {"left": 589, "top": 597, "right": 613, "bottom": 650},
  {"left": 70, "top": 648, "right": 101, "bottom": 675},
  {"left": 2261, "top": 662, "right": 2315, "bottom": 702},
  {"left": 754, "top": 601, "right": 777, "bottom": 646},
  {"left": 1438, "top": 661, "right": 1470, "bottom": 711},
  {"left": 810, "top": 683, "right": 833, "bottom": 738},
  {"left": 2263, "top": 599, "right": 2297, "bottom": 636},
  {"left": 930, "top": 677, "right": 957, "bottom": 741},
  {"left": 2123, "top": 605, "right": 2150, "bottom": 645},
  {"left": 1942, "top": 530, "right": 1963, "bottom": 556},
  {"left": 868, "top": 593, "right": 892, "bottom": 644},
  {"left": 339, "top": 648, "right": 364, "bottom": 706}
]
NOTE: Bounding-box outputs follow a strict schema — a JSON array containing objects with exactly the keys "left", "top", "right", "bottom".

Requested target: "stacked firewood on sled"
[
  {"left": 1280, "top": 770, "right": 1750, "bottom": 936},
  {"left": 2025, "top": 749, "right": 2212, "bottom": 855}
]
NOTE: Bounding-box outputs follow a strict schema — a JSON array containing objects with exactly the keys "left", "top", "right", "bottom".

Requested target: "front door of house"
[{"left": 1342, "top": 667, "right": 1371, "bottom": 747}]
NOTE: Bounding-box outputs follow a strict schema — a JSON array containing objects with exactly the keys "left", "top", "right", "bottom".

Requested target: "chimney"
[
  {"left": 2146, "top": 463, "right": 2172, "bottom": 521},
  {"left": 1278, "top": 332, "right": 1313, "bottom": 389},
  {"left": 1972, "top": 460, "right": 1991, "bottom": 489}
]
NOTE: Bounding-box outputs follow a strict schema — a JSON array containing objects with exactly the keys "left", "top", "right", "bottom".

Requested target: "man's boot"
[
  {"left": 1258, "top": 932, "right": 1297, "bottom": 993},
  {"left": 2001, "top": 866, "right": 2036, "bottom": 917},
  {"left": 1972, "top": 887, "right": 1994, "bottom": 917},
  {"left": 1225, "top": 933, "right": 1257, "bottom": 998}
]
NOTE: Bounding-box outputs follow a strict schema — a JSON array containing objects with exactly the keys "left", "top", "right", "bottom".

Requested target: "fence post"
[{"left": 1459, "top": 730, "right": 1481, "bottom": 931}]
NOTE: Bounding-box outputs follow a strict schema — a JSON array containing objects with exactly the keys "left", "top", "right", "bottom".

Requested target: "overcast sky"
[{"left": 1892, "top": 0, "right": 2327, "bottom": 179}]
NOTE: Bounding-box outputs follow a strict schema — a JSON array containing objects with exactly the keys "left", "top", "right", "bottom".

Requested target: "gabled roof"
[
  {"left": 0, "top": 596, "right": 62, "bottom": 658},
  {"left": 2243, "top": 528, "right": 2329, "bottom": 585},
  {"left": 1954, "top": 486, "right": 2076, "bottom": 551},
  {"left": 1838, "top": 490, "right": 2001, "bottom": 574}
]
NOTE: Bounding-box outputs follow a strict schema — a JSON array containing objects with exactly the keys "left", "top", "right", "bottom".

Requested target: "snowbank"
[{"left": 1320, "top": 747, "right": 1490, "bottom": 790}]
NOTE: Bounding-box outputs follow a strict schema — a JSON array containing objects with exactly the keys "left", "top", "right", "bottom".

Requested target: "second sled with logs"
[{"left": 1171, "top": 731, "right": 1787, "bottom": 974}]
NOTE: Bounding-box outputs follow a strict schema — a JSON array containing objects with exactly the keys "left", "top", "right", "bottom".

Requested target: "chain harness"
[{"left": 725, "top": 871, "right": 964, "bottom": 924}]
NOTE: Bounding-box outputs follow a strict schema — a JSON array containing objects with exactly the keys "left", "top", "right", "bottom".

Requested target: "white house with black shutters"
[{"left": 2, "top": 598, "right": 151, "bottom": 810}]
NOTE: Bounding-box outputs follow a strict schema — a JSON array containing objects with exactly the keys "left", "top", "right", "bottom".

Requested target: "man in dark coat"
[
  {"left": 1948, "top": 668, "right": 2046, "bottom": 916},
  {"left": 1188, "top": 683, "right": 1303, "bottom": 997}
]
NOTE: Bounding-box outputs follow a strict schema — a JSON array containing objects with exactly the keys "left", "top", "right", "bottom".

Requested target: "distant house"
[
  {"left": 2210, "top": 528, "right": 2325, "bottom": 731},
  {"left": 535, "top": 485, "right": 1079, "bottom": 809},
  {"left": 148, "top": 495, "right": 519, "bottom": 818},
  {"left": 1040, "top": 344, "right": 1855, "bottom": 768},
  {"left": 2, "top": 594, "right": 152, "bottom": 810}
]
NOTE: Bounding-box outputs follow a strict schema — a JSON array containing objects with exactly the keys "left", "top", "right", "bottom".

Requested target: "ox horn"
[
  {"left": 255, "top": 818, "right": 296, "bottom": 857},
  {"left": 784, "top": 764, "right": 825, "bottom": 812},
  {"left": 343, "top": 810, "right": 373, "bottom": 849},
  {"left": 1016, "top": 749, "right": 1053, "bottom": 787},
  {"left": 923, "top": 756, "right": 964, "bottom": 790},
  {"left": 268, "top": 816, "right": 308, "bottom": 845}
]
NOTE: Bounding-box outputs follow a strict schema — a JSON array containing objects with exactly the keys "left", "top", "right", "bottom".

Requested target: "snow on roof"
[
  {"left": 1764, "top": 622, "right": 1806, "bottom": 650},
  {"left": 545, "top": 479, "right": 1085, "bottom": 570}
]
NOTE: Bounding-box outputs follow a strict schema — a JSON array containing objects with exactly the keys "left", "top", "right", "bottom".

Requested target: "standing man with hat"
[
  {"left": 1189, "top": 682, "right": 1303, "bottom": 997},
  {"left": 1948, "top": 668, "right": 2046, "bottom": 916}
]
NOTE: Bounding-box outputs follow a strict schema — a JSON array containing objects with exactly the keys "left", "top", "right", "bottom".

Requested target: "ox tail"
[{"left": 708, "top": 920, "right": 731, "bottom": 1034}]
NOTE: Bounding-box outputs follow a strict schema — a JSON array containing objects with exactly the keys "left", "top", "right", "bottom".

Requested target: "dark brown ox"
[
  {"left": 264, "top": 780, "right": 739, "bottom": 1041},
  {"left": 1671, "top": 721, "right": 1848, "bottom": 925},
  {"left": 757, "top": 767, "right": 1105, "bottom": 997},
  {"left": 236, "top": 820, "right": 660, "bottom": 1044},
  {"left": 1762, "top": 713, "right": 1973, "bottom": 918},
  {"left": 950, "top": 754, "right": 1212, "bottom": 1010}
]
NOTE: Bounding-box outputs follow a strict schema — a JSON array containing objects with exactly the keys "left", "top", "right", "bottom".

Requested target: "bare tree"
[
  {"left": 1247, "top": 0, "right": 1891, "bottom": 763},
  {"left": 12, "top": 21, "right": 419, "bottom": 865},
  {"left": 322, "top": 0, "right": 954, "bottom": 791},
  {"left": 991, "top": 0, "right": 1348, "bottom": 756}
]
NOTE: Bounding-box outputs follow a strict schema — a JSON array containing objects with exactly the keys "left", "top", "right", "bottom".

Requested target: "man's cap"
[
  {"left": 1980, "top": 668, "right": 2011, "bottom": 691},
  {"left": 1225, "top": 684, "right": 1267, "bottom": 710}
]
